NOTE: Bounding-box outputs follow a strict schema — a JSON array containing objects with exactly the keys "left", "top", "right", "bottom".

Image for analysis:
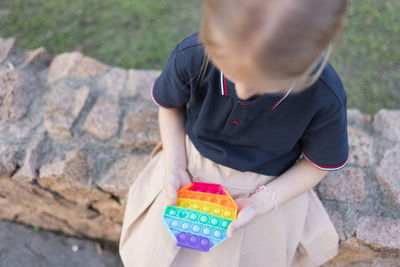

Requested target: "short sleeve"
[
  {"left": 300, "top": 105, "right": 350, "bottom": 171},
  {"left": 151, "top": 45, "right": 190, "bottom": 108}
]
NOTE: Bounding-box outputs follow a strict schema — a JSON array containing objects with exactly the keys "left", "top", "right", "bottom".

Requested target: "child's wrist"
[
  {"left": 249, "top": 185, "right": 278, "bottom": 216},
  {"left": 165, "top": 166, "right": 188, "bottom": 178},
  {"left": 164, "top": 157, "right": 187, "bottom": 172}
]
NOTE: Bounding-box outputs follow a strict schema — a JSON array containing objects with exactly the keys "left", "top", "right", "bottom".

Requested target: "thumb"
[{"left": 226, "top": 206, "right": 256, "bottom": 238}]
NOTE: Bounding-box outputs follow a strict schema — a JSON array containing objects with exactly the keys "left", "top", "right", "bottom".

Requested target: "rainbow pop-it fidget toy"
[{"left": 162, "top": 182, "right": 238, "bottom": 252}]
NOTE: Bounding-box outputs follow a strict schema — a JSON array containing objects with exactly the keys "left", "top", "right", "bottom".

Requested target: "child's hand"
[
  {"left": 227, "top": 188, "right": 278, "bottom": 238},
  {"left": 226, "top": 197, "right": 257, "bottom": 238},
  {"left": 163, "top": 167, "right": 192, "bottom": 206}
]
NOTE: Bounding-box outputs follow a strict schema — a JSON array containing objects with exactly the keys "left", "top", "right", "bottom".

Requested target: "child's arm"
[
  {"left": 159, "top": 106, "right": 192, "bottom": 205},
  {"left": 250, "top": 157, "right": 328, "bottom": 216},
  {"left": 227, "top": 157, "right": 328, "bottom": 237}
]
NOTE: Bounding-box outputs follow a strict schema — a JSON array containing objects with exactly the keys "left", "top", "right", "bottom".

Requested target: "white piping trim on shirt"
[
  {"left": 150, "top": 86, "right": 160, "bottom": 107},
  {"left": 302, "top": 150, "right": 350, "bottom": 171},
  {"left": 269, "top": 81, "right": 296, "bottom": 110},
  {"left": 220, "top": 71, "right": 225, "bottom": 95}
]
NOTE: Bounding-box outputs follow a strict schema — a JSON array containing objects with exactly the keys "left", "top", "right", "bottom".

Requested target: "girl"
[{"left": 119, "top": 0, "right": 350, "bottom": 266}]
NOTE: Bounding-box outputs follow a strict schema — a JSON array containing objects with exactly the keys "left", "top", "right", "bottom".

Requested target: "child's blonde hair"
[{"left": 197, "top": 0, "right": 349, "bottom": 92}]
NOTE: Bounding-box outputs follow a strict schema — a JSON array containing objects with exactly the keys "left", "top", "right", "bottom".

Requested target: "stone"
[
  {"left": 347, "top": 108, "right": 372, "bottom": 126},
  {"left": 47, "top": 52, "right": 82, "bottom": 84},
  {"left": 12, "top": 138, "right": 46, "bottom": 182},
  {"left": 0, "top": 145, "right": 18, "bottom": 176},
  {"left": 83, "top": 98, "right": 120, "bottom": 140},
  {"left": 348, "top": 126, "right": 374, "bottom": 167},
  {"left": 123, "top": 69, "right": 161, "bottom": 100},
  {"left": 0, "top": 176, "right": 120, "bottom": 241},
  {"left": 9, "top": 115, "right": 42, "bottom": 139},
  {"left": 48, "top": 51, "right": 108, "bottom": 82},
  {"left": 9, "top": 209, "right": 81, "bottom": 237},
  {"left": 91, "top": 198, "right": 124, "bottom": 223},
  {"left": 0, "top": 193, "right": 84, "bottom": 237},
  {"left": 318, "top": 167, "right": 366, "bottom": 203},
  {"left": 39, "top": 149, "right": 87, "bottom": 184},
  {"left": 375, "top": 143, "right": 400, "bottom": 205},
  {"left": 68, "top": 55, "right": 109, "bottom": 80},
  {"left": 0, "top": 37, "right": 15, "bottom": 63},
  {"left": 97, "top": 154, "right": 151, "bottom": 201},
  {"left": 356, "top": 216, "right": 400, "bottom": 250},
  {"left": 325, "top": 208, "right": 346, "bottom": 241},
  {"left": 0, "top": 196, "right": 27, "bottom": 221},
  {"left": 119, "top": 108, "right": 160, "bottom": 149},
  {"left": 38, "top": 149, "right": 110, "bottom": 206},
  {"left": 323, "top": 238, "right": 383, "bottom": 265},
  {"left": 373, "top": 109, "right": 400, "bottom": 142},
  {"left": 98, "top": 67, "right": 127, "bottom": 97},
  {"left": 44, "top": 81, "right": 89, "bottom": 138},
  {"left": 22, "top": 46, "right": 52, "bottom": 67},
  {"left": 68, "top": 213, "right": 121, "bottom": 241},
  {"left": 0, "top": 175, "right": 96, "bottom": 223},
  {"left": 0, "top": 69, "right": 31, "bottom": 123}
]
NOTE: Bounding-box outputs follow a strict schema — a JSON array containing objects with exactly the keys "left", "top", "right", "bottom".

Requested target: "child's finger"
[
  {"left": 227, "top": 206, "right": 256, "bottom": 238},
  {"left": 162, "top": 188, "right": 170, "bottom": 203},
  {"left": 163, "top": 179, "right": 178, "bottom": 206},
  {"left": 177, "top": 171, "right": 192, "bottom": 189}
]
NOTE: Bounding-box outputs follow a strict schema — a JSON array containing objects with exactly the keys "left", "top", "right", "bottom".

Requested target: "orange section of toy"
[{"left": 177, "top": 182, "right": 237, "bottom": 212}]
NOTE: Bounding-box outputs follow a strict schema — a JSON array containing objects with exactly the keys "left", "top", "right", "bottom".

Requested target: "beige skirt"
[{"left": 119, "top": 135, "right": 339, "bottom": 267}]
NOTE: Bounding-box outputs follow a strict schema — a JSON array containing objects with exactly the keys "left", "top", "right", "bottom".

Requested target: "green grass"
[
  {"left": 0, "top": 0, "right": 398, "bottom": 114},
  {"left": 0, "top": 0, "right": 202, "bottom": 68},
  {"left": 330, "top": 0, "right": 400, "bottom": 114}
]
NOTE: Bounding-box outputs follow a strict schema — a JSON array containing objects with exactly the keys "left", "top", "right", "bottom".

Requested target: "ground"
[{"left": 0, "top": 220, "right": 123, "bottom": 267}]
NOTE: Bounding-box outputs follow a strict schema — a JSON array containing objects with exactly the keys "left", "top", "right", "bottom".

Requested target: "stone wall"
[{"left": 0, "top": 37, "right": 399, "bottom": 265}]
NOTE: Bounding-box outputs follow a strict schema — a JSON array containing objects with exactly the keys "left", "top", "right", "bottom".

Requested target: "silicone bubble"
[{"left": 163, "top": 182, "right": 238, "bottom": 252}]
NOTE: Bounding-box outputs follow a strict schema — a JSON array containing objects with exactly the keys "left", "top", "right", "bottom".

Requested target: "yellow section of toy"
[
  {"left": 177, "top": 191, "right": 236, "bottom": 210},
  {"left": 176, "top": 198, "right": 237, "bottom": 220}
]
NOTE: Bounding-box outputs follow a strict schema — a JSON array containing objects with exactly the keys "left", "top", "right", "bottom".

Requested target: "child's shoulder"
[
  {"left": 173, "top": 32, "right": 206, "bottom": 74},
  {"left": 317, "top": 62, "right": 347, "bottom": 109},
  {"left": 176, "top": 31, "right": 203, "bottom": 52}
]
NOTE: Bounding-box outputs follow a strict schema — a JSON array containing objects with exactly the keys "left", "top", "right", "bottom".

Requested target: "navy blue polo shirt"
[{"left": 151, "top": 32, "right": 350, "bottom": 176}]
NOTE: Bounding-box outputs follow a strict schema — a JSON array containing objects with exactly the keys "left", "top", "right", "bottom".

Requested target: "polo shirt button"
[
  {"left": 232, "top": 119, "right": 240, "bottom": 125},
  {"left": 239, "top": 103, "right": 248, "bottom": 106}
]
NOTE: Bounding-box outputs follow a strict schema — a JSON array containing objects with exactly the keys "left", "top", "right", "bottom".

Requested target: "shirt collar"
[{"left": 220, "top": 71, "right": 294, "bottom": 110}]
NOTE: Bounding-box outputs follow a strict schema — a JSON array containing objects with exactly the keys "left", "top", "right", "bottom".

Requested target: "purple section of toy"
[{"left": 175, "top": 231, "right": 214, "bottom": 252}]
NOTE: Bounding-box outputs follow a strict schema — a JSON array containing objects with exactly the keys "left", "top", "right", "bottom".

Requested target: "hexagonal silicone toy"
[{"left": 162, "top": 182, "right": 238, "bottom": 252}]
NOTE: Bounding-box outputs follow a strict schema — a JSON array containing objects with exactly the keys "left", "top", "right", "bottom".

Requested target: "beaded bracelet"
[{"left": 253, "top": 185, "right": 278, "bottom": 213}]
